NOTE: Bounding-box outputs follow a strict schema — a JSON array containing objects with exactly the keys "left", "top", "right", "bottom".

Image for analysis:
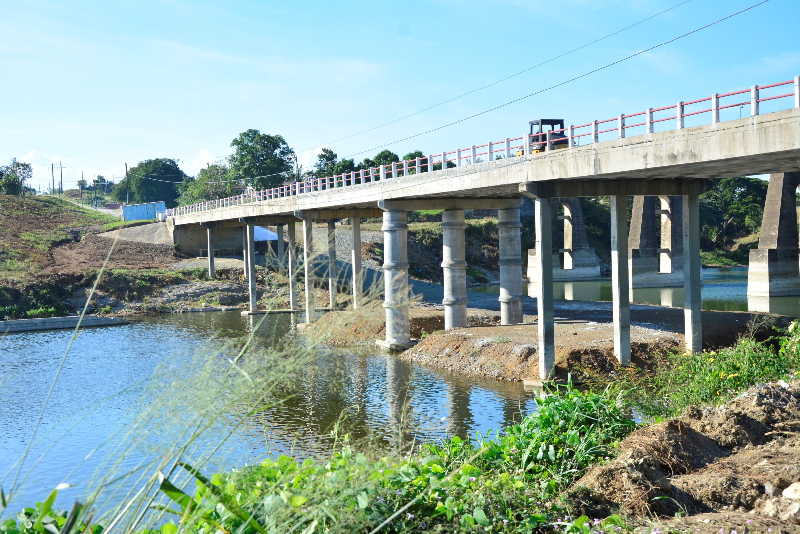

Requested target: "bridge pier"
[
  {"left": 533, "top": 197, "right": 555, "bottom": 380},
  {"left": 379, "top": 208, "right": 412, "bottom": 350},
  {"left": 610, "top": 195, "right": 631, "bottom": 364},
  {"left": 302, "top": 217, "right": 316, "bottom": 324},
  {"left": 442, "top": 209, "right": 467, "bottom": 330},
  {"left": 629, "top": 195, "right": 683, "bottom": 288},
  {"left": 242, "top": 226, "right": 249, "bottom": 281},
  {"left": 204, "top": 225, "right": 215, "bottom": 279},
  {"left": 276, "top": 224, "right": 285, "bottom": 259},
  {"left": 327, "top": 221, "right": 337, "bottom": 310},
  {"left": 245, "top": 223, "right": 257, "bottom": 313},
  {"left": 683, "top": 190, "right": 703, "bottom": 353},
  {"left": 498, "top": 207, "right": 523, "bottom": 325},
  {"left": 748, "top": 172, "right": 800, "bottom": 309},
  {"left": 351, "top": 217, "right": 362, "bottom": 308},
  {"left": 287, "top": 222, "right": 297, "bottom": 311}
]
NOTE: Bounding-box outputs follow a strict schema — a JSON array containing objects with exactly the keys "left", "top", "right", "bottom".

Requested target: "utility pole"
[
  {"left": 80, "top": 171, "right": 84, "bottom": 201},
  {"left": 59, "top": 161, "right": 63, "bottom": 195},
  {"left": 124, "top": 162, "right": 129, "bottom": 204},
  {"left": 50, "top": 163, "right": 55, "bottom": 194}
]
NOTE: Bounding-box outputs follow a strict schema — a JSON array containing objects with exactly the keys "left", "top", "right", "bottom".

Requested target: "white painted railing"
[{"left": 167, "top": 76, "right": 800, "bottom": 218}]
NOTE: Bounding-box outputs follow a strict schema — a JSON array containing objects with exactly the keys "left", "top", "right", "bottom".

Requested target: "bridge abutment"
[
  {"left": 748, "top": 172, "right": 800, "bottom": 308},
  {"left": 442, "top": 209, "right": 467, "bottom": 330}
]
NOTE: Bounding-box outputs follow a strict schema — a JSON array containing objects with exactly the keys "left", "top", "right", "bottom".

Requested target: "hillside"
[{"left": 0, "top": 195, "right": 120, "bottom": 281}]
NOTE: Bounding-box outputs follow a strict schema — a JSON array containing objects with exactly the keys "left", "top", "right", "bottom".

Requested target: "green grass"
[
  {"left": 595, "top": 322, "right": 800, "bottom": 418},
  {"left": 18, "top": 230, "right": 72, "bottom": 251},
  {"left": 699, "top": 250, "right": 741, "bottom": 267},
  {"left": 101, "top": 220, "right": 151, "bottom": 232}
]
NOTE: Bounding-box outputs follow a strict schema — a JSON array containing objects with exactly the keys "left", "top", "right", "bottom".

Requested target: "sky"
[{"left": 1, "top": 0, "right": 798, "bottom": 192}]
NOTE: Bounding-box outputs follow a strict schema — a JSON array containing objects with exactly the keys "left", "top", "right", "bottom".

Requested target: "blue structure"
[{"left": 122, "top": 201, "right": 166, "bottom": 221}]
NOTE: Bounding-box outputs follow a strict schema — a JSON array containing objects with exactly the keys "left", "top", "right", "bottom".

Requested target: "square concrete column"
[
  {"left": 381, "top": 209, "right": 411, "bottom": 350},
  {"left": 245, "top": 224, "right": 257, "bottom": 313},
  {"left": 748, "top": 172, "right": 800, "bottom": 304},
  {"left": 351, "top": 217, "right": 362, "bottom": 309},
  {"left": 562, "top": 200, "right": 575, "bottom": 270},
  {"left": 242, "top": 226, "right": 249, "bottom": 280},
  {"left": 327, "top": 220, "right": 337, "bottom": 310},
  {"left": 442, "top": 209, "right": 467, "bottom": 330},
  {"left": 610, "top": 195, "right": 631, "bottom": 365},
  {"left": 276, "top": 224, "right": 285, "bottom": 259},
  {"left": 498, "top": 207, "right": 523, "bottom": 325},
  {"left": 683, "top": 191, "right": 703, "bottom": 353},
  {"left": 628, "top": 196, "right": 659, "bottom": 289},
  {"left": 287, "top": 223, "right": 297, "bottom": 311},
  {"left": 206, "top": 226, "right": 215, "bottom": 279},
  {"left": 303, "top": 218, "right": 316, "bottom": 323},
  {"left": 534, "top": 197, "right": 555, "bottom": 380}
]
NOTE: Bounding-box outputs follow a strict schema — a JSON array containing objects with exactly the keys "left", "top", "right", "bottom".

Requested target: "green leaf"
[
  {"left": 160, "top": 522, "right": 178, "bottom": 534},
  {"left": 473, "top": 507, "right": 490, "bottom": 526},
  {"left": 356, "top": 492, "right": 368, "bottom": 510},
  {"left": 288, "top": 494, "right": 307, "bottom": 508}
]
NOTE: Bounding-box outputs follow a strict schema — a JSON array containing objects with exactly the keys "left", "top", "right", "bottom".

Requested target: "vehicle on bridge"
[{"left": 528, "top": 118, "right": 568, "bottom": 153}]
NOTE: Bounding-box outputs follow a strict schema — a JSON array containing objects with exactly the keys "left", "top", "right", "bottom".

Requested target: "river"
[{"left": 0, "top": 311, "right": 535, "bottom": 513}]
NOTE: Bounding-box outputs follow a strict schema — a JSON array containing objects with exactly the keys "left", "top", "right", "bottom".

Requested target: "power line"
[
  {"left": 319, "top": 0, "right": 694, "bottom": 148},
  {"left": 346, "top": 0, "right": 769, "bottom": 159}
]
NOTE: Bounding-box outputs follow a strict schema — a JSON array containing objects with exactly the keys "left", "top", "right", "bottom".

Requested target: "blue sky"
[{"left": 2, "top": 0, "right": 798, "bottom": 191}]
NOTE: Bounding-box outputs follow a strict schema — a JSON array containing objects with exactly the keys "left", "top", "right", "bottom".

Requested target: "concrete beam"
[
  {"left": 520, "top": 178, "right": 710, "bottom": 198},
  {"left": 378, "top": 198, "right": 521, "bottom": 211},
  {"left": 294, "top": 208, "right": 383, "bottom": 220}
]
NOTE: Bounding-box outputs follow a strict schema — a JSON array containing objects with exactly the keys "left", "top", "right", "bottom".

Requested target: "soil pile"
[{"left": 569, "top": 380, "right": 800, "bottom": 530}]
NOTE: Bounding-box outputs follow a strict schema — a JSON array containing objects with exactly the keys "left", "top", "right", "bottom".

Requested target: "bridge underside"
[{"left": 172, "top": 108, "right": 800, "bottom": 381}]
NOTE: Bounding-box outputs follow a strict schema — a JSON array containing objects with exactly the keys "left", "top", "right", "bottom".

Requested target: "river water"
[{"left": 0, "top": 312, "right": 534, "bottom": 512}]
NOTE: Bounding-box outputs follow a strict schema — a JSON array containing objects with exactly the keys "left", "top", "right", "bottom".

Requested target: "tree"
[
  {"left": 0, "top": 159, "right": 32, "bottom": 196},
  {"left": 112, "top": 158, "right": 186, "bottom": 206},
  {"left": 177, "top": 164, "right": 236, "bottom": 205},
  {"left": 700, "top": 176, "right": 768, "bottom": 249},
  {"left": 228, "top": 129, "right": 295, "bottom": 189},
  {"left": 373, "top": 150, "right": 399, "bottom": 166},
  {"left": 312, "top": 148, "right": 338, "bottom": 178}
]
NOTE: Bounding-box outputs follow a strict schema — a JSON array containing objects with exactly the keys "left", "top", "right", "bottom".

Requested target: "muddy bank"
[{"left": 569, "top": 379, "right": 800, "bottom": 531}]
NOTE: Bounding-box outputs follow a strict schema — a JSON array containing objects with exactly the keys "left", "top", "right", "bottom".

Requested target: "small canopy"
[{"left": 254, "top": 226, "right": 278, "bottom": 242}]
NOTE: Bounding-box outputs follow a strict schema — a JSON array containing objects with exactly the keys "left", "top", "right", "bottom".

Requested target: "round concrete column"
[
  {"left": 498, "top": 207, "right": 523, "bottom": 325},
  {"left": 382, "top": 209, "right": 411, "bottom": 349},
  {"left": 442, "top": 209, "right": 467, "bottom": 330}
]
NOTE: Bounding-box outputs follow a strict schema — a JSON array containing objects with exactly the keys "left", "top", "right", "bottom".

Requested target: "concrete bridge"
[{"left": 167, "top": 77, "right": 800, "bottom": 380}]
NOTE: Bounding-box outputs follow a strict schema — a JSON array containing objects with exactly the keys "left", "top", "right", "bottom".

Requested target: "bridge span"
[{"left": 167, "top": 77, "right": 800, "bottom": 380}]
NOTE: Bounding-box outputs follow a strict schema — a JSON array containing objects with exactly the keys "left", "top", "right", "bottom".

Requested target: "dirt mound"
[
  {"left": 569, "top": 380, "right": 800, "bottom": 524},
  {"left": 49, "top": 234, "right": 179, "bottom": 273}
]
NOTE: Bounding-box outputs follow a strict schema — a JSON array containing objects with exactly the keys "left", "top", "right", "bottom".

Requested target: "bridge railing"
[{"left": 167, "top": 76, "right": 800, "bottom": 218}]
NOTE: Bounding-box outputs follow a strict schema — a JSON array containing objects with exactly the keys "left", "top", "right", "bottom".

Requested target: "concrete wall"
[{"left": 171, "top": 222, "right": 245, "bottom": 256}]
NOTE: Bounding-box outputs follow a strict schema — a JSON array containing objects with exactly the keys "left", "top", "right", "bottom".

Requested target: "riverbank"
[{"left": 5, "top": 322, "right": 798, "bottom": 533}]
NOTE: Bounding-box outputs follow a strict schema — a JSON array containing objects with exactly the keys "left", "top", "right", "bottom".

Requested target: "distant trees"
[
  {"left": 112, "top": 158, "right": 186, "bottom": 206},
  {"left": 309, "top": 148, "right": 433, "bottom": 179},
  {"left": 0, "top": 159, "right": 32, "bottom": 196},
  {"left": 700, "top": 176, "right": 768, "bottom": 249},
  {"left": 177, "top": 164, "right": 235, "bottom": 206},
  {"left": 228, "top": 129, "right": 296, "bottom": 189}
]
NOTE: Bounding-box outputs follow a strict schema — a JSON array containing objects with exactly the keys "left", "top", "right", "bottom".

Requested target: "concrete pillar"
[
  {"left": 748, "top": 172, "right": 800, "bottom": 303},
  {"left": 351, "top": 217, "right": 362, "bottom": 308},
  {"left": 559, "top": 198, "right": 601, "bottom": 278},
  {"left": 442, "top": 209, "right": 467, "bottom": 330},
  {"left": 658, "top": 196, "right": 684, "bottom": 273},
  {"left": 327, "top": 220, "right": 337, "bottom": 310},
  {"left": 246, "top": 224, "right": 257, "bottom": 313},
  {"left": 303, "top": 218, "right": 316, "bottom": 323},
  {"left": 381, "top": 209, "right": 411, "bottom": 350},
  {"left": 610, "top": 195, "right": 631, "bottom": 365},
  {"left": 206, "top": 226, "right": 215, "bottom": 279},
  {"left": 287, "top": 223, "right": 297, "bottom": 311},
  {"left": 683, "top": 191, "right": 703, "bottom": 353},
  {"left": 534, "top": 198, "right": 555, "bottom": 380},
  {"left": 498, "top": 207, "right": 523, "bottom": 325},
  {"left": 276, "top": 224, "right": 285, "bottom": 259},
  {"left": 628, "top": 196, "right": 660, "bottom": 289},
  {"left": 242, "top": 226, "right": 249, "bottom": 280}
]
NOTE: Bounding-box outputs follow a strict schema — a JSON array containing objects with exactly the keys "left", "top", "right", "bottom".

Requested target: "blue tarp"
[{"left": 122, "top": 201, "right": 166, "bottom": 221}]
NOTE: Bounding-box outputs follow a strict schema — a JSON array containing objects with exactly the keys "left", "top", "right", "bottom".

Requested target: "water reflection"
[{"left": 0, "top": 311, "right": 535, "bottom": 510}]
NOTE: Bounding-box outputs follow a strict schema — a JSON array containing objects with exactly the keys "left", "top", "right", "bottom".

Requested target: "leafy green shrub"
[
  {"left": 24, "top": 306, "right": 59, "bottom": 318},
  {"left": 153, "top": 385, "right": 634, "bottom": 533}
]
